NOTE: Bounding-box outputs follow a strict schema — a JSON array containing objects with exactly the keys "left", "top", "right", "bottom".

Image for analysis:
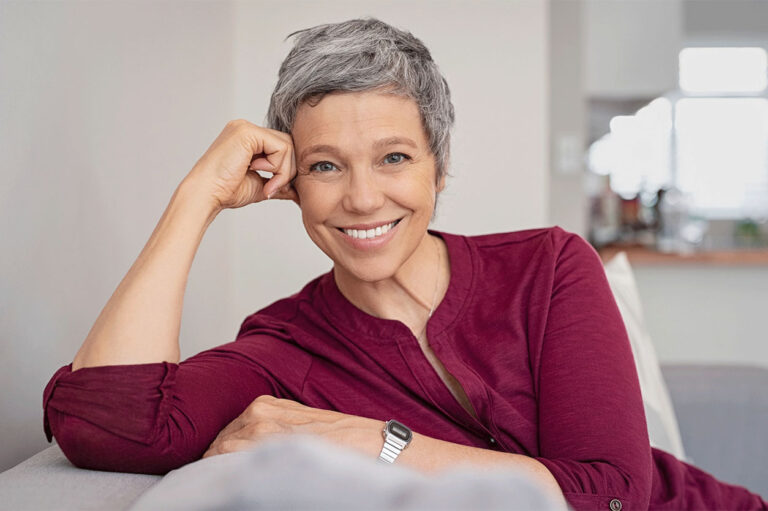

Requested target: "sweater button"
[
  {"left": 609, "top": 499, "right": 622, "bottom": 511},
  {"left": 488, "top": 436, "right": 497, "bottom": 447}
]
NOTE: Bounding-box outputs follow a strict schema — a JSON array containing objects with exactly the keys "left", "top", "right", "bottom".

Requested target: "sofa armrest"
[
  {"left": 0, "top": 442, "right": 161, "bottom": 510},
  {"left": 660, "top": 364, "right": 768, "bottom": 498}
]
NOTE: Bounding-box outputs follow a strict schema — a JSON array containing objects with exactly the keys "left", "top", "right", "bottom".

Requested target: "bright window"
[
  {"left": 675, "top": 98, "right": 768, "bottom": 217},
  {"left": 588, "top": 47, "right": 768, "bottom": 219}
]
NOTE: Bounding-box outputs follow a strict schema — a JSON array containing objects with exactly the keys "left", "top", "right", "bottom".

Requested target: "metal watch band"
[{"left": 377, "top": 419, "right": 412, "bottom": 464}]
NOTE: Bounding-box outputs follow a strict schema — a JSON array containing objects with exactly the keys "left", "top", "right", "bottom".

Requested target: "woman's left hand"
[{"left": 201, "top": 395, "right": 385, "bottom": 460}]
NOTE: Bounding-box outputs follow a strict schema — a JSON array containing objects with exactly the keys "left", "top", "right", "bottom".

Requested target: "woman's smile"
[{"left": 334, "top": 217, "right": 403, "bottom": 251}]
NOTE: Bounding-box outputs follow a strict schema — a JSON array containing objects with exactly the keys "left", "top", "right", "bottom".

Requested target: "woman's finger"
[
  {"left": 248, "top": 156, "right": 274, "bottom": 171},
  {"left": 271, "top": 183, "right": 299, "bottom": 203},
  {"left": 262, "top": 142, "right": 297, "bottom": 199},
  {"left": 203, "top": 438, "right": 259, "bottom": 458}
]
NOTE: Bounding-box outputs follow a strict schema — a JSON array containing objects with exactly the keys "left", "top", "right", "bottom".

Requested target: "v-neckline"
[{"left": 317, "top": 230, "right": 474, "bottom": 343}]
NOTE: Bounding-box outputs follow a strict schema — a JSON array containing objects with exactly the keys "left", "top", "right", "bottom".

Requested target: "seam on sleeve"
[
  {"left": 532, "top": 229, "right": 558, "bottom": 408},
  {"left": 149, "top": 361, "right": 180, "bottom": 448}
]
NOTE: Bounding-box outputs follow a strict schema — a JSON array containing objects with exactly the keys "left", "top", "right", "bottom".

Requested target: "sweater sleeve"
[
  {"left": 42, "top": 331, "right": 307, "bottom": 475},
  {"left": 532, "top": 229, "right": 653, "bottom": 511}
]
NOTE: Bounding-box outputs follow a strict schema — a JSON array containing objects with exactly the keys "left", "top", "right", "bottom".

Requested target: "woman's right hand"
[{"left": 185, "top": 119, "right": 298, "bottom": 211}]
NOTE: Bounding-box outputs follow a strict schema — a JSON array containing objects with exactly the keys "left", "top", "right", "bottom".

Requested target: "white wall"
[
  {"left": 0, "top": 0, "right": 239, "bottom": 472},
  {"left": 584, "top": 0, "right": 682, "bottom": 98},
  {"left": 548, "top": 0, "right": 588, "bottom": 237},
  {"left": 633, "top": 266, "right": 768, "bottom": 367},
  {"left": 0, "top": 0, "right": 551, "bottom": 472}
]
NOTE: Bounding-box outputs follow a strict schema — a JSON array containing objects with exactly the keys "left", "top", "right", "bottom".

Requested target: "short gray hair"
[{"left": 266, "top": 18, "right": 455, "bottom": 183}]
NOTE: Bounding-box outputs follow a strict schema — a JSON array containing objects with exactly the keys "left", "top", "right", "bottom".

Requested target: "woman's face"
[{"left": 291, "top": 90, "right": 444, "bottom": 283}]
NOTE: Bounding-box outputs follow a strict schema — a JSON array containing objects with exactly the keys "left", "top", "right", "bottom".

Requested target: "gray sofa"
[
  {"left": 661, "top": 364, "right": 768, "bottom": 498},
  {"left": 1, "top": 364, "right": 766, "bottom": 510}
]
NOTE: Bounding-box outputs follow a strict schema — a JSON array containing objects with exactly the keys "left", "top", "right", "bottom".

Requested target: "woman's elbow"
[{"left": 51, "top": 411, "right": 186, "bottom": 475}]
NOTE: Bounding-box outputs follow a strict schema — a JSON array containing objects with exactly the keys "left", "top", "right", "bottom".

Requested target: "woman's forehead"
[{"left": 292, "top": 91, "right": 428, "bottom": 155}]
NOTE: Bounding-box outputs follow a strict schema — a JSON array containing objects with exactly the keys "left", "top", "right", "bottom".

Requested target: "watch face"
[{"left": 388, "top": 420, "right": 412, "bottom": 442}]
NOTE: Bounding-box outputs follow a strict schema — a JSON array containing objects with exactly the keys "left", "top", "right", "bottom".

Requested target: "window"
[{"left": 589, "top": 47, "right": 768, "bottom": 220}]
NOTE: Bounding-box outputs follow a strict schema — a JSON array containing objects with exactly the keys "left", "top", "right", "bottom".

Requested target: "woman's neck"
[{"left": 334, "top": 232, "right": 450, "bottom": 337}]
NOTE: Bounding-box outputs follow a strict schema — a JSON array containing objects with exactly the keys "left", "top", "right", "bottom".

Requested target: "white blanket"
[{"left": 128, "top": 435, "right": 567, "bottom": 511}]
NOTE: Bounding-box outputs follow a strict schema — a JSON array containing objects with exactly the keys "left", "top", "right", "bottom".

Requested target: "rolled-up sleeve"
[
  {"left": 43, "top": 332, "right": 309, "bottom": 475},
  {"left": 533, "top": 230, "right": 652, "bottom": 511}
]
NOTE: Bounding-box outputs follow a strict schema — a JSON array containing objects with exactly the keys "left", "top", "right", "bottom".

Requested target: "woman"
[{"left": 43, "top": 18, "right": 766, "bottom": 510}]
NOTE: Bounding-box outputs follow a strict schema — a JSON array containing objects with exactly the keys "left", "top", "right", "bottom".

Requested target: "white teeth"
[{"left": 342, "top": 220, "right": 398, "bottom": 240}]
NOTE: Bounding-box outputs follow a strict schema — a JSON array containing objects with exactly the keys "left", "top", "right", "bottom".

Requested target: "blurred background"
[{"left": 1, "top": 0, "right": 767, "bottom": 472}]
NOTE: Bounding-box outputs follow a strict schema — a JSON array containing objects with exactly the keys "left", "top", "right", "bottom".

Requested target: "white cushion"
[
  {"left": 603, "top": 252, "right": 688, "bottom": 461},
  {"left": 128, "top": 435, "right": 567, "bottom": 511}
]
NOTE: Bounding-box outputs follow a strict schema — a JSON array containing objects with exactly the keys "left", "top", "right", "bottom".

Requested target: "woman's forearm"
[
  {"left": 71, "top": 177, "right": 220, "bottom": 370},
  {"left": 396, "top": 431, "right": 567, "bottom": 505}
]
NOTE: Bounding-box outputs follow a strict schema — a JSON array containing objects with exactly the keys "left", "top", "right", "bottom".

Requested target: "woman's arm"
[
  {"left": 391, "top": 429, "right": 567, "bottom": 504},
  {"left": 45, "top": 334, "right": 311, "bottom": 474},
  {"left": 45, "top": 120, "right": 303, "bottom": 473},
  {"left": 71, "top": 120, "right": 297, "bottom": 370},
  {"left": 200, "top": 395, "right": 567, "bottom": 506},
  {"left": 532, "top": 229, "right": 653, "bottom": 510},
  {"left": 71, "top": 178, "right": 218, "bottom": 369}
]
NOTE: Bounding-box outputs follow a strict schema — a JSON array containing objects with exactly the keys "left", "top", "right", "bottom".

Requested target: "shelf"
[{"left": 598, "top": 245, "right": 768, "bottom": 266}]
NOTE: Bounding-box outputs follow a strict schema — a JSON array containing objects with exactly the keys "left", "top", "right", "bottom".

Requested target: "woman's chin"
[{"left": 333, "top": 260, "right": 398, "bottom": 284}]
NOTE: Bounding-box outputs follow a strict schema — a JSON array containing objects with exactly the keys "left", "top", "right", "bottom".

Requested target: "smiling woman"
[{"left": 42, "top": 17, "right": 767, "bottom": 511}]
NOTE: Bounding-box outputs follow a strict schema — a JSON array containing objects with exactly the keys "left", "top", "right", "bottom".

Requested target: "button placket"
[{"left": 399, "top": 337, "right": 498, "bottom": 445}]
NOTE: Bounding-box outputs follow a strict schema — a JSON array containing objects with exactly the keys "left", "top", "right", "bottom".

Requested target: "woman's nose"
[{"left": 341, "top": 168, "right": 386, "bottom": 214}]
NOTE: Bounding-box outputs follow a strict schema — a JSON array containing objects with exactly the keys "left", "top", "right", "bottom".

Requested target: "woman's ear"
[
  {"left": 286, "top": 177, "right": 301, "bottom": 206},
  {"left": 271, "top": 183, "right": 300, "bottom": 206},
  {"left": 290, "top": 183, "right": 301, "bottom": 207},
  {"left": 436, "top": 173, "right": 447, "bottom": 194}
]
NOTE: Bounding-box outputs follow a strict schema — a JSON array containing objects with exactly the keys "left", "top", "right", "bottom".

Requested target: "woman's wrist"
[{"left": 177, "top": 175, "right": 223, "bottom": 228}]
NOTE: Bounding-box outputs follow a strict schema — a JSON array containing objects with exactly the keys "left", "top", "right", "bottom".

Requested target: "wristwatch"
[{"left": 377, "top": 419, "right": 412, "bottom": 464}]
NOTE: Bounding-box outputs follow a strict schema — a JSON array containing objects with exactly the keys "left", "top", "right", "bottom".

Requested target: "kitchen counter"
[{"left": 598, "top": 244, "right": 768, "bottom": 266}]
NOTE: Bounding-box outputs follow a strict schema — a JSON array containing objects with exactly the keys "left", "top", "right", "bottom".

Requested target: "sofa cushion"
[
  {"left": 0, "top": 442, "right": 160, "bottom": 511},
  {"left": 604, "top": 252, "right": 687, "bottom": 461}
]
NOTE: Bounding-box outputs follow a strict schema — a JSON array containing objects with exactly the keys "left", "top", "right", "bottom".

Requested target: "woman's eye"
[
  {"left": 309, "top": 161, "right": 338, "bottom": 172},
  {"left": 384, "top": 152, "right": 410, "bottom": 164}
]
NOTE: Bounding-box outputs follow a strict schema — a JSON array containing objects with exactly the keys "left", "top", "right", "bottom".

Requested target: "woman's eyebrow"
[
  {"left": 372, "top": 136, "right": 418, "bottom": 150},
  {"left": 299, "top": 144, "right": 339, "bottom": 162},
  {"left": 298, "top": 136, "right": 418, "bottom": 161}
]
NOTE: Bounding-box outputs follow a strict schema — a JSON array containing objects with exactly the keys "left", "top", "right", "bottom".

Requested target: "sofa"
[{"left": 1, "top": 363, "right": 766, "bottom": 510}]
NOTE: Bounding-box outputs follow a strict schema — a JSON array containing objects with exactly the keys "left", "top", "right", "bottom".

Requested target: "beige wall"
[{"left": 0, "top": 0, "right": 551, "bottom": 472}]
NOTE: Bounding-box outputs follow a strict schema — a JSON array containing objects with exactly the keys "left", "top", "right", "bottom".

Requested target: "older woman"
[{"left": 43, "top": 18, "right": 766, "bottom": 511}]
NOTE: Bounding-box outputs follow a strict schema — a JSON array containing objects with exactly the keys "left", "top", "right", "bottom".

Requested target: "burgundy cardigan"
[{"left": 43, "top": 227, "right": 767, "bottom": 510}]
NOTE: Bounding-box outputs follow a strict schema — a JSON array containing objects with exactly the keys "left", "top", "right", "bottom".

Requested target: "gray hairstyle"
[{"left": 266, "top": 18, "right": 455, "bottom": 183}]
